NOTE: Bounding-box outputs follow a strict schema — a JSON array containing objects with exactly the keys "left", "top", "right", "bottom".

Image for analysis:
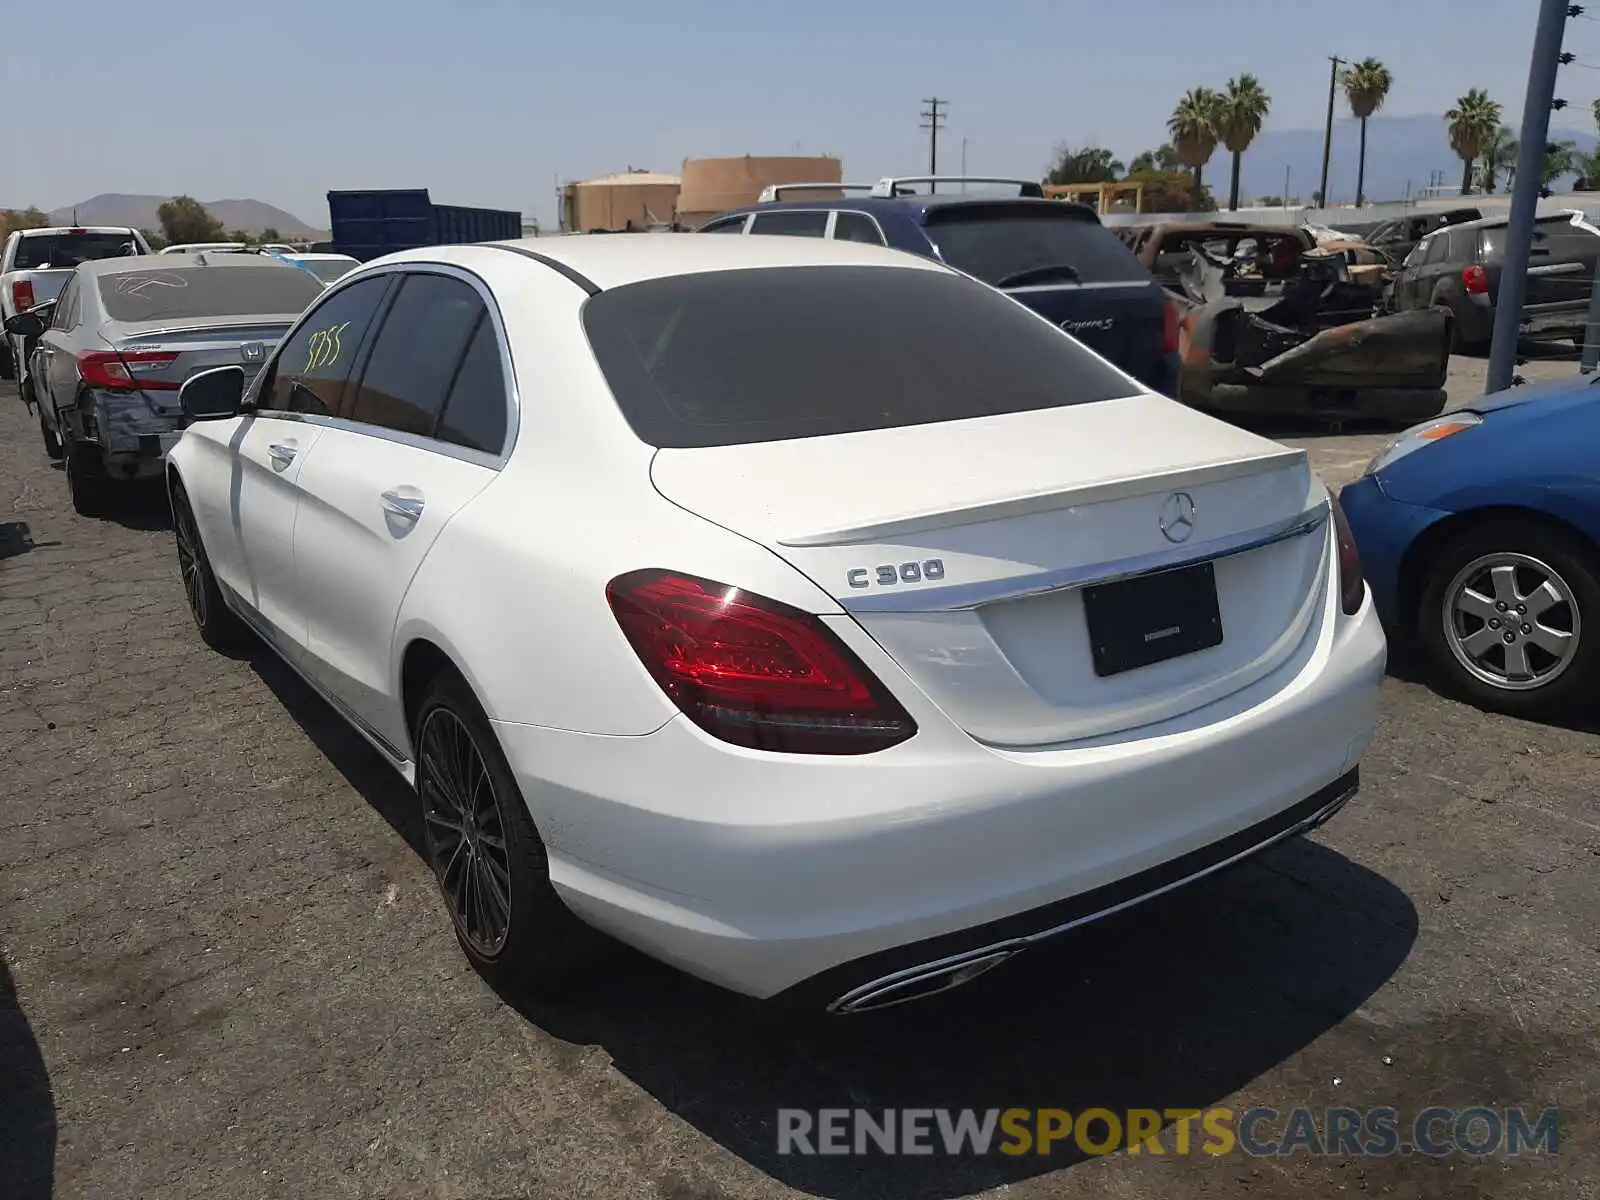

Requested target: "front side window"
[
  {"left": 257, "top": 275, "right": 392, "bottom": 417},
  {"left": 583, "top": 265, "right": 1136, "bottom": 449},
  {"left": 50, "top": 277, "right": 77, "bottom": 330},
  {"left": 347, "top": 273, "right": 485, "bottom": 438}
]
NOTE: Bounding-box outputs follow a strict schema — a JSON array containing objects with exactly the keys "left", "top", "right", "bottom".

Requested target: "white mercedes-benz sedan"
[{"left": 165, "top": 233, "right": 1385, "bottom": 1013}]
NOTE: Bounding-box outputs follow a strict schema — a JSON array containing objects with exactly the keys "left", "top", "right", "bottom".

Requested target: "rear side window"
[
  {"left": 749, "top": 211, "right": 828, "bottom": 238},
  {"left": 98, "top": 266, "right": 324, "bottom": 322},
  {"left": 832, "top": 212, "right": 886, "bottom": 245},
  {"left": 583, "top": 265, "right": 1136, "bottom": 449},
  {"left": 14, "top": 232, "right": 141, "bottom": 270},
  {"left": 922, "top": 204, "right": 1151, "bottom": 286},
  {"left": 437, "top": 317, "right": 508, "bottom": 455},
  {"left": 349, "top": 273, "right": 483, "bottom": 438},
  {"left": 699, "top": 216, "right": 748, "bottom": 234},
  {"left": 258, "top": 275, "right": 391, "bottom": 417}
]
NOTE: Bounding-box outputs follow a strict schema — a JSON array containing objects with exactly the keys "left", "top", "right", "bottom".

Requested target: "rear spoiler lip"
[
  {"left": 109, "top": 316, "right": 300, "bottom": 340},
  {"left": 777, "top": 445, "right": 1309, "bottom": 547}
]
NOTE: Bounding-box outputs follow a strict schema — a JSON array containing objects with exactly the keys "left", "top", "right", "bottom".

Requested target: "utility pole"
[
  {"left": 921, "top": 98, "right": 948, "bottom": 191},
  {"left": 1283, "top": 165, "right": 1290, "bottom": 209},
  {"left": 1487, "top": 0, "right": 1574, "bottom": 394},
  {"left": 1318, "top": 55, "right": 1344, "bottom": 210}
]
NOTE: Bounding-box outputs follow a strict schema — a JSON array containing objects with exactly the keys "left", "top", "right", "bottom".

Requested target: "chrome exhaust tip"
[{"left": 828, "top": 948, "right": 1018, "bottom": 1015}]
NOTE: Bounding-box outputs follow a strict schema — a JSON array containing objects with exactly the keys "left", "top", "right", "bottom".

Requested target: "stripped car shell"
[{"left": 1174, "top": 250, "right": 1452, "bottom": 425}]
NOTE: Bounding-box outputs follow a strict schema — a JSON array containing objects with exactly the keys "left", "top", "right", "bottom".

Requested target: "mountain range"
[
  {"left": 36, "top": 194, "right": 323, "bottom": 237},
  {"left": 1183, "top": 114, "right": 1599, "bottom": 205}
]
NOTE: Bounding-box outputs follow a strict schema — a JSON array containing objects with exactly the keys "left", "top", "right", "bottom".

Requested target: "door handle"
[
  {"left": 267, "top": 442, "right": 296, "bottom": 466},
  {"left": 380, "top": 490, "right": 425, "bottom": 521}
]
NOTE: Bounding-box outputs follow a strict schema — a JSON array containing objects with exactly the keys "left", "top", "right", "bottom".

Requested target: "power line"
[{"left": 920, "top": 98, "right": 948, "bottom": 186}]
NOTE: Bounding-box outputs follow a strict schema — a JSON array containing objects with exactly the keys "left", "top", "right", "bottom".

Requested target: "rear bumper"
[
  {"left": 1196, "top": 382, "right": 1447, "bottom": 423},
  {"left": 492, "top": 588, "right": 1386, "bottom": 1001}
]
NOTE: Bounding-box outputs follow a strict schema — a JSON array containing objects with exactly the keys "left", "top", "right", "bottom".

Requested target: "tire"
[
  {"left": 171, "top": 481, "right": 248, "bottom": 652},
  {"left": 1418, "top": 519, "right": 1600, "bottom": 718},
  {"left": 39, "top": 411, "right": 62, "bottom": 460},
  {"left": 64, "top": 441, "right": 112, "bottom": 517},
  {"left": 412, "top": 669, "right": 602, "bottom": 992},
  {"left": 0, "top": 338, "right": 14, "bottom": 382}
]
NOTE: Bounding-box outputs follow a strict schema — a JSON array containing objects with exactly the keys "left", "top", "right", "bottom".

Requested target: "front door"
[
  {"left": 290, "top": 269, "right": 509, "bottom": 752},
  {"left": 222, "top": 273, "right": 395, "bottom": 654}
]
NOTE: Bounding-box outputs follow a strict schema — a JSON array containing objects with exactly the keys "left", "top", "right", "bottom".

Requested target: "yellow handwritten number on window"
[{"left": 305, "top": 322, "right": 351, "bottom": 372}]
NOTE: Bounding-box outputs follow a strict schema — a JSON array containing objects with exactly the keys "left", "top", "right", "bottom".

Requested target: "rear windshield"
[
  {"left": 1480, "top": 219, "right": 1600, "bottom": 262},
  {"left": 294, "top": 258, "right": 357, "bottom": 283},
  {"left": 582, "top": 265, "right": 1138, "bottom": 449},
  {"left": 98, "top": 266, "right": 325, "bottom": 322},
  {"left": 13, "top": 232, "right": 141, "bottom": 270},
  {"left": 921, "top": 204, "right": 1152, "bottom": 287}
]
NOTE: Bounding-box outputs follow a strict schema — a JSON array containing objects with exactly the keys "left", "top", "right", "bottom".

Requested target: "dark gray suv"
[{"left": 1386, "top": 211, "right": 1600, "bottom": 352}]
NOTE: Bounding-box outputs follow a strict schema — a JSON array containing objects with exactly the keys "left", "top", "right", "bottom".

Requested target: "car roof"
[
  {"left": 79, "top": 252, "right": 306, "bottom": 276},
  {"left": 16, "top": 225, "right": 137, "bottom": 237},
  {"left": 1424, "top": 209, "right": 1585, "bottom": 235},
  {"left": 370, "top": 232, "right": 952, "bottom": 291}
]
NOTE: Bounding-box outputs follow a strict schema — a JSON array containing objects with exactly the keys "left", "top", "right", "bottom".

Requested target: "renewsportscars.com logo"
[{"left": 776, "top": 1106, "right": 1561, "bottom": 1158}]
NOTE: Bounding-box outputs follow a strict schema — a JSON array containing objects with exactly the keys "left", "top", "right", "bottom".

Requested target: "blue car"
[
  {"left": 699, "top": 176, "right": 1181, "bottom": 398},
  {"left": 1339, "top": 375, "right": 1600, "bottom": 716}
]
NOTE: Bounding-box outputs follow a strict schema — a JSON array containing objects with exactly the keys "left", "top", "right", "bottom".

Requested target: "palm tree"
[
  {"left": 1341, "top": 58, "right": 1393, "bottom": 205},
  {"left": 1445, "top": 89, "right": 1503, "bottom": 197},
  {"left": 1477, "top": 125, "right": 1517, "bottom": 194},
  {"left": 1168, "top": 88, "right": 1222, "bottom": 208},
  {"left": 1217, "top": 74, "right": 1271, "bottom": 211}
]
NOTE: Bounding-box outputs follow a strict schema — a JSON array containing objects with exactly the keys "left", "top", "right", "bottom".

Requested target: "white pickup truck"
[{"left": 1, "top": 226, "right": 151, "bottom": 389}]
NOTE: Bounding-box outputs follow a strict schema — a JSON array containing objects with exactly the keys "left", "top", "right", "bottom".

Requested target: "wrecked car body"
[
  {"left": 1123, "top": 221, "right": 1316, "bottom": 296},
  {"left": 1173, "top": 250, "right": 1452, "bottom": 424}
]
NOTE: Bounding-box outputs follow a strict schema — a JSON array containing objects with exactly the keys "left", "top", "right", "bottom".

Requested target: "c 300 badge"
[{"left": 847, "top": 559, "right": 945, "bottom": 589}]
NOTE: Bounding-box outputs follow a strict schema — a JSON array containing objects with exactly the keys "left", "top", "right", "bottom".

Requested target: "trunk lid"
[
  {"left": 106, "top": 317, "right": 295, "bottom": 394},
  {"left": 651, "top": 392, "right": 1330, "bottom": 746}
]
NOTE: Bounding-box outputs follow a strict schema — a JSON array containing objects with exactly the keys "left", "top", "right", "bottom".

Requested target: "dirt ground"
[{"left": 1, "top": 365, "right": 1596, "bottom": 1200}]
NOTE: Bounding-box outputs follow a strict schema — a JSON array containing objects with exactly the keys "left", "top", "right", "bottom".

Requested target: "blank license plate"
[{"left": 1082, "top": 562, "right": 1224, "bottom": 677}]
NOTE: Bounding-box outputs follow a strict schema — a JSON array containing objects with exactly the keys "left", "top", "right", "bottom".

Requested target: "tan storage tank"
[
  {"left": 677, "top": 155, "right": 843, "bottom": 226},
  {"left": 565, "top": 171, "right": 681, "bottom": 232}
]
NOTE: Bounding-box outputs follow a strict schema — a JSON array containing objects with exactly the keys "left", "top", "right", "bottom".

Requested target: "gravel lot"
[{"left": 1, "top": 364, "right": 1596, "bottom": 1200}]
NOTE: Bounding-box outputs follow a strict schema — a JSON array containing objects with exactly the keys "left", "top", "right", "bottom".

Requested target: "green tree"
[
  {"left": 1477, "top": 125, "right": 1517, "bottom": 193},
  {"left": 157, "top": 196, "right": 227, "bottom": 245},
  {"left": 1126, "top": 169, "right": 1215, "bottom": 213},
  {"left": 260, "top": 227, "right": 281, "bottom": 242},
  {"left": 1, "top": 207, "right": 51, "bottom": 240},
  {"left": 1445, "top": 89, "right": 1503, "bottom": 197},
  {"left": 1217, "top": 73, "right": 1271, "bottom": 212},
  {"left": 1341, "top": 57, "right": 1393, "bottom": 206},
  {"left": 1129, "top": 144, "right": 1183, "bottom": 173},
  {"left": 1168, "top": 87, "right": 1222, "bottom": 209},
  {"left": 1045, "top": 145, "right": 1125, "bottom": 185}
]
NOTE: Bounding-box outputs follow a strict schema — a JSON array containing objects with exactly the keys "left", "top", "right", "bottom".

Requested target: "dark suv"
[
  {"left": 1387, "top": 211, "right": 1600, "bottom": 351},
  {"left": 699, "top": 177, "right": 1181, "bottom": 397}
]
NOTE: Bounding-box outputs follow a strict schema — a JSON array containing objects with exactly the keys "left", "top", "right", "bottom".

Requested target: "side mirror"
[
  {"left": 4, "top": 311, "right": 46, "bottom": 338},
  {"left": 179, "top": 366, "right": 247, "bottom": 420}
]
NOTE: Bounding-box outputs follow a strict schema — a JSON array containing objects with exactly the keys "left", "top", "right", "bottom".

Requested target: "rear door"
[
  {"left": 291, "top": 268, "right": 508, "bottom": 752},
  {"left": 917, "top": 202, "right": 1170, "bottom": 391}
]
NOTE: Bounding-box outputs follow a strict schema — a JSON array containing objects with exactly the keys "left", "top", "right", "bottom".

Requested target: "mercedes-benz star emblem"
[{"left": 1159, "top": 491, "right": 1197, "bottom": 544}]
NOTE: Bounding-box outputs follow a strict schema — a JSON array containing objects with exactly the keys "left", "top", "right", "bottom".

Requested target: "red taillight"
[
  {"left": 11, "top": 280, "right": 35, "bottom": 312},
  {"left": 1328, "top": 495, "right": 1365, "bottom": 616},
  {"left": 76, "top": 350, "right": 180, "bottom": 391},
  {"left": 606, "top": 569, "right": 917, "bottom": 754},
  {"left": 1162, "top": 298, "right": 1181, "bottom": 354},
  {"left": 1462, "top": 264, "right": 1489, "bottom": 296}
]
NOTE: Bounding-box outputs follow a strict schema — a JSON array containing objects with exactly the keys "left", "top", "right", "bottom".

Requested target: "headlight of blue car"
[{"left": 1364, "top": 411, "right": 1484, "bottom": 476}]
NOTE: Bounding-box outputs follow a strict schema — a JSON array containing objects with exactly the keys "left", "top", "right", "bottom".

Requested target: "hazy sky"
[{"left": 0, "top": 0, "right": 1579, "bottom": 228}]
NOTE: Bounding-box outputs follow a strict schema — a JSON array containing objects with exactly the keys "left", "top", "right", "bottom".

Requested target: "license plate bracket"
[{"left": 1082, "top": 562, "right": 1224, "bottom": 678}]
